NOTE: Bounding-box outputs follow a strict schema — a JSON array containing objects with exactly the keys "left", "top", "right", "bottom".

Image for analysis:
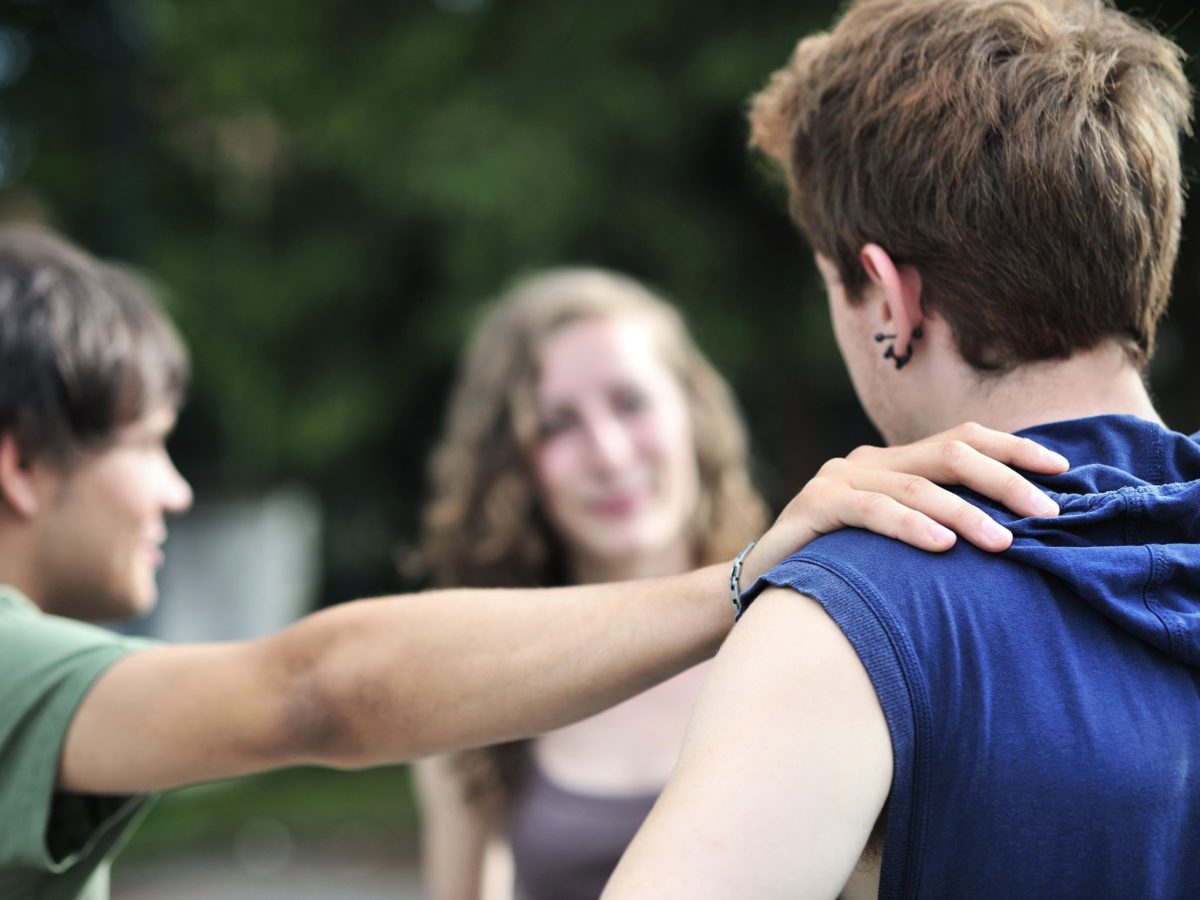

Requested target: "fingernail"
[
  {"left": 979, "top": 516, "right": 1012, "bottom": 545},
  {"left": 1038, "top": 446, "right": 1070, "bottom": 469},
  {"left": 928, "top": 522, "right": 955, "bottom": 545},
  {"left": 1030, "top": 489, "right": 1059, "bottom": 516}
]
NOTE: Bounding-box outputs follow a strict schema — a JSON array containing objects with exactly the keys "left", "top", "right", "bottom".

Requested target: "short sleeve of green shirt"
[{"left": 0, "top": 586, "right": 158, "bottom": 899}]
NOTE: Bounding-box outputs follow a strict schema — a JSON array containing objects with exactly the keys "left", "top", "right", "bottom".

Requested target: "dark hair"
[
  {"left": 0, "top": 225, "right": 189, "bottom": 465},
  {"left": 750, "top": 0, "right": 1193, "bottom": 372}
]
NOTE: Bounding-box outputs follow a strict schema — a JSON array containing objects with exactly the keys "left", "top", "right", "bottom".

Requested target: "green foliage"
[
  {"left": 115, "top": 766, "right": 418, "bottom": 864},
  {"left": 0, "top": 0, "right": 1197, "bottom": 602}
]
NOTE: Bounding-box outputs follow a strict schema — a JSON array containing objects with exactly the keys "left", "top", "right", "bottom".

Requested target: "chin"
[
  {"left": 111, "top": 574, "right": 159, "bottom": 620},
  {"left": 131, "top": 583, "right": 160, "bottom": 616},
  {"left": 601, "top": 528, "right": 678, "bottom": 561},
  {"left": 128, "top": 593, "right": 159, "bottom": 618}
]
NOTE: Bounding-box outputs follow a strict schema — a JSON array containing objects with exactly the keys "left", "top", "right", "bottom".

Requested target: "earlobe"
[{"left": 0, "top": 433, "right": 41, "bottom": 519}]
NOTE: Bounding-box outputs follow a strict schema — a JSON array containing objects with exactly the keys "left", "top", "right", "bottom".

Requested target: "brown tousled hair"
[
  {"left": 749, "top": 0, "right": 1192, "bottom": 372},
  {"left": 0, "top": 225, "right": 189, "bottom": 467},
  {"left": 415, "top": 267, "right": 767, "bottom": 809}
]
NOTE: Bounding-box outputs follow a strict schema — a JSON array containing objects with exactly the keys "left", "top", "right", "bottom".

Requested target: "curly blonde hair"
[{"left": 416, "top": 267, "right": 767, "bottom": 807}]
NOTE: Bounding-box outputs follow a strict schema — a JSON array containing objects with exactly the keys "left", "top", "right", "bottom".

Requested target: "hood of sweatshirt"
[{"left": 983, "top": 415, "right": 1200, "bottom": 666}]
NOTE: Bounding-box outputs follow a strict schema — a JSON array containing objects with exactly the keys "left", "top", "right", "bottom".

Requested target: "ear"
[
  {"left": 860, "top": 243, "right": 924, "bottom": 345},
  {"left": 0, "top": 432, "right": 43, "bottom": 519}
]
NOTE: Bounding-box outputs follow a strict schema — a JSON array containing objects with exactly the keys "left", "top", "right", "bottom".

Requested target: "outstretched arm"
[
  {"left": 60, "top": 566, "right": 733, "bottom": 793},
  {"left": 58, "top": 424, "right": 1064, "bottom": 795}
]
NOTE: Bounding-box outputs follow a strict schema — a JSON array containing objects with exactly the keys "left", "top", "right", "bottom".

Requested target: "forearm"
[{"left": 273, "top": 564, "right": 731, "bottom": 766}]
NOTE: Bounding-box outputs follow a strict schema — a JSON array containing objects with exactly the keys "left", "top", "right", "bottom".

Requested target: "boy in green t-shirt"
[{"left": 0, "top": 590, "right": 153, "bottom": 899}]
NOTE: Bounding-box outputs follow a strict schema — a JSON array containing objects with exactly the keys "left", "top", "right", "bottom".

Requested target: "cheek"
[
  {"left": 533, "top": 442, "right": 577, "bottom": 507},
  {"left": 90, "top": 456, "right": 152, "bottom": 515},
  {"left": 639, "top": 408, "right": 699, "bottom": 494}
]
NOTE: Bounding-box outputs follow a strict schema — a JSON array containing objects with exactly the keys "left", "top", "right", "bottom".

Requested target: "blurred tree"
[{"left": 0, "top": 0, "right": 1196, "bottom": 604}]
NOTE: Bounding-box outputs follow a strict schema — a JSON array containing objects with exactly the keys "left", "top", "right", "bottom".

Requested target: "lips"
[
  {"left": 587, "top": 484, "right": 654, "bottom": 517},
  {"left": 142, "top": 530, "right": 167, "bottom": 567}
]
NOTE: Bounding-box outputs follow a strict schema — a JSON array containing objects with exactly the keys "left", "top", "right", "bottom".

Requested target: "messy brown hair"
[
  {"left": 0, "top": 225, "right": 189, "bottom": 467},
  {"left": 416, "top": 267, "right": 767, "bottom": 808},
  {"left": 749, "top": 0, "right": 1192, "bottom": 372}
]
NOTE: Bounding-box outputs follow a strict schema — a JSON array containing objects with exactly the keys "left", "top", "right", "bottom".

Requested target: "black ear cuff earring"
[{"left": 874, "top": 327, "right": 924, "bottom": 370}]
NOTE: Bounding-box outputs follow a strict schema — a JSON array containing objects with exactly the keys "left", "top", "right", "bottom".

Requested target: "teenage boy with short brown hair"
[{"left": 608, "top": 2, "right": 1198, "bottom": 897}]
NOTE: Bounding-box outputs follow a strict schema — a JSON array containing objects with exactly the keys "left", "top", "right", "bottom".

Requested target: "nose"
[
  {"left": 584, "top": 412, "right": 636, "bottom": 473},
  {"left": 160, "top": 452, "right": 194, "bottom": 515}
]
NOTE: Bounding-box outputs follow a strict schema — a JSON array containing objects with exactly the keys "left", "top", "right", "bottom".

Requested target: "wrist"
[
  {"left": 679, "top": 563, "right": 738, "bottom": 657},
  {"left": 729, "top": 540, "right": 758, "bottom": 617}
]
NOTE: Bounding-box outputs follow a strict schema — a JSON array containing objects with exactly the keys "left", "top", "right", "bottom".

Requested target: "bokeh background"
[{"left": 1, "top": 0, "right": 1197, "bottom": 895}]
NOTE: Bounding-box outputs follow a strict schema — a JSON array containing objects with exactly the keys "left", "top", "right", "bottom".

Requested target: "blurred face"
[
  {"left": 532, "top": 316, "right": 700, "bottom": 576},
  {"left": 34, "top": 406, "right": 193, "bottom": 621}
]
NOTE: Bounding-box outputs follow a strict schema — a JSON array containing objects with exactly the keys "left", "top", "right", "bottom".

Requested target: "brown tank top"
[{"left": 505, "top": 750, "right": 659, "bottom": 900}]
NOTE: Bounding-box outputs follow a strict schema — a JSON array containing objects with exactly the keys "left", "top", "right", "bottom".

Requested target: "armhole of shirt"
[{"left": 743, "top": 553, "right": 933, "bottom": 900}]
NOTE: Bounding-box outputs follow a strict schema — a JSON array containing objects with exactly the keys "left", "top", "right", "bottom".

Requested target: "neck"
[
  {"left": 0, "top": 527, "right": 48, "bottom": 612},
  {"left": 896, "top": 340, "right": 1161, "bottom": 444},
  {"left": 569, "top": 538, "right": 694, "bottom": 585}
]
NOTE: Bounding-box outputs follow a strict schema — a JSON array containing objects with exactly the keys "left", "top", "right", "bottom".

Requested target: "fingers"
[
  {"left": 797, "top": 463, "right": 1010, "bottom": 554},
  {"left": 923, "top": 422, "right": 1069, "bottom": 474},
  {"left": 835, "top": 489, "right": 963, "bottom": 553},
  {"left": 758, "top": 423, "right": 1068, "bottom": 569},
  {"left": 837, "top": 468, "right": 1014, "bottom": 552},
  {"left": 845, "top": 435, "right": 1061, "bottom": 520},
  {"left": 738, "top": 521, "right": 817, "bottom": 587}
]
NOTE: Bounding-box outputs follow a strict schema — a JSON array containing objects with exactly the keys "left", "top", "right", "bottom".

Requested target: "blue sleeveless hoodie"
[{"left": 741, "top": 415, "right": 1200, "bottom": 899}]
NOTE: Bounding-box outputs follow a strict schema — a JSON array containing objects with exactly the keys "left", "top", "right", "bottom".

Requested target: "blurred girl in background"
[{"left": 414, "top": 268, "right": 766, "bottom": 900}]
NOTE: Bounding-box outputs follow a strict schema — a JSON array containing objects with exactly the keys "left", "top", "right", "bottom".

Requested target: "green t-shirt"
[{"left": 0, "top": 587, "right": 157, "bottom": 900}]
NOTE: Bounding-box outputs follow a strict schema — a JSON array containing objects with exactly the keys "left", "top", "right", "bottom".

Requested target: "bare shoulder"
[
  {"left": 604, "top": 587, "right": 893, "bottom": 899},
  {"left": 698, "top": 585, "right": 893, "bottom": 796}
]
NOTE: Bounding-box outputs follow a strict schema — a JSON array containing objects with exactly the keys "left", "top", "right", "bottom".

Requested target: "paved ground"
[
  {"left": 114, "top": 857, "right": 424, "bottom": 899},
  {"left": 114, "top": 846, "right": 425, "bottom": 899}
]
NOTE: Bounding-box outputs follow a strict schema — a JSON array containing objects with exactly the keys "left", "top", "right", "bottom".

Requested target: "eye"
[
  {"left": 538, "top": 409, "right": 577, "bottom": 440},
  {"left": 612, "top": 388, "right": 648, "bottom": 416}
]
